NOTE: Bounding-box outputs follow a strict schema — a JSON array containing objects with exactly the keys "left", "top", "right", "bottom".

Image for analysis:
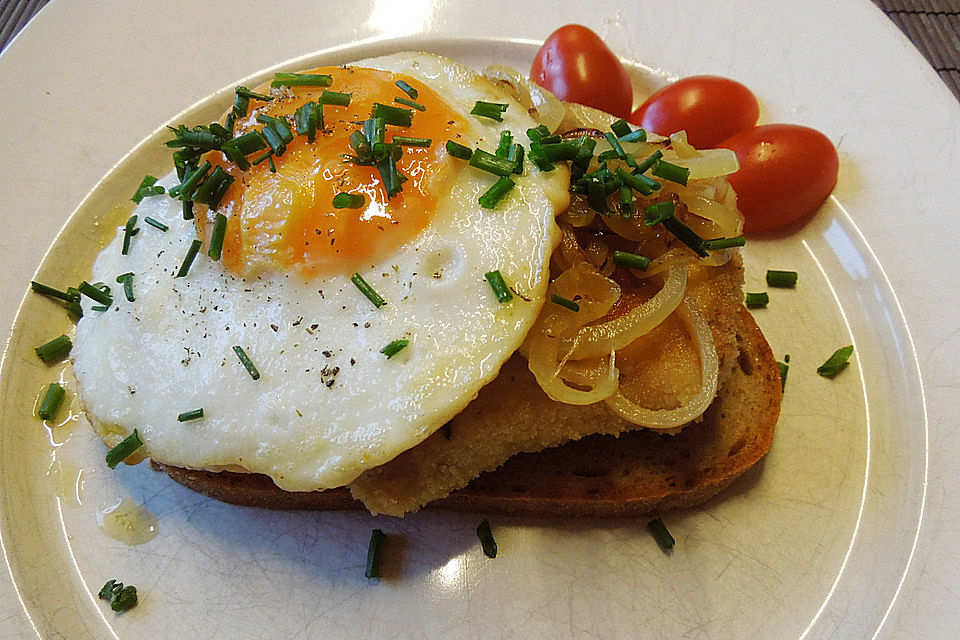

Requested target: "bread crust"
[{"left": 154, "top": 306, "right": 779, "bottom": 516}]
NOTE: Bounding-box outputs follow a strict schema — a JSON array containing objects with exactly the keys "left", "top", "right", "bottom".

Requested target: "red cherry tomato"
[
  {"left": 717, "top": 124, "right": 839, "bottom": 234},
  {"left": 530, "top": 24, "right": 633, "bottom": 118},
  {"left": 630, "top": 76, "right": 759, "bottom": 149}
]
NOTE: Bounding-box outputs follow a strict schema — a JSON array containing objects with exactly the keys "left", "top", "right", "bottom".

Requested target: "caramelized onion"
[{"left": 604, "top": 299, "right": 719, "bottom": 430}]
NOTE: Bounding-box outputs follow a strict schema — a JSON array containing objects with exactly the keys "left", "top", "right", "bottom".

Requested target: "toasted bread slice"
[{"left": 154, "top": 306, "right": 779, "bottom": 516}]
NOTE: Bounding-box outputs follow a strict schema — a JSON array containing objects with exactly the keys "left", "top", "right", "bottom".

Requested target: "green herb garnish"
[
  {"left": 351, "top": 273, "right": 385, "bottom": 308},
  {"left": 395, "top": 80, "right": 418, "bottom": 100},
  {"left": 745, "top": 292, "right": 769, "bottom": 308},
  {"left": 766, "top": 270, "right": 798, "bottom": 288},
  {"left": 613, "top": 250, "right": 651, "bottom": 271},
  {"left": 484, "top": 270, "right": 513, "bottom": 304},
  {"left": 391, "top": 136, "right": 431, "bottom": 148},
  {"left": 115, "top": 272, "right": 135, "bottom": 302},
  {"left": 131, "top": 175, "right": 163, "bottom": 203},
  {"left": 177, "top": 408, "right": 204, "bottom": 422},
  {"left": 78, "top": 281, "right": 112, "bottom": 306},
  {"left": 469, "top": 149, "right": 516, "bottom": 177},
  {"left": 319, "top": 90, "right": 352, "bottom": 106},
  {"left": 371, "top": 102, "right": 414, "bottom": 127},
  {"left": 470, "top": 100, "right": 508, "bottom": 122},
  {"left": 817, "top": 345, "right": 854, "bottom": 377},
  {"left": 235, "top": 85, "right": 273, "bottom": 101},
  {"left": 777, "top": 359, "right": 789, "bottom": 391},
  {"left": 479, "top": 176, "right": 515, "bottom": 209},
  {"left": 232, "top": 345, "right": 261, "bottom": 380},
  {"left": 38, "top": 382, "right": 65, "bottom": 420},
  {"left": 380, "top": 339, "right": 410, "bottom": 359},
  {"left": 105, "top": 429, "right": 143, "bottom": 469},
  {"left": 143, "top": 217, "right": 168, "bottom": 232},
  {"left": 333, "top": 193, "right": 365, "bottom": 209},
  {"left": 98, "top": 580, "right": 138, "bottom": 612},
  {"left": 271, "top": 73, "right": 332, "bottom": 88},
  {"left": 651, "top": 160, "right": 690, "bottom": 186},
  {"left": 445, "top": 140, "right": 472, "bottom": 160},
  {"left": 647, "top": 517, "right": 675, "bottom": 550},
  {"left": 476, "top": 519, "right": 498, "bottom": 558},
  {"left": 393, "top": 96, "right": 425, "bottom": 111},
  {"left": 551, "top": 294, "right": 580, "bottom": 312},
  {"left": 703, "top": 236, "right": 746, "bottom": 250},
  {"left": 365, "top": 529, "right": 386, "bottom": 579},
  {"left": 175, "top": 239, "right": 203, "bottom": 278}
]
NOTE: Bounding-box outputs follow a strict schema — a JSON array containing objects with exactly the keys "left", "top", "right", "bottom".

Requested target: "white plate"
[{"left": 0, "top": 1, "right": 957, "bottom": 638}]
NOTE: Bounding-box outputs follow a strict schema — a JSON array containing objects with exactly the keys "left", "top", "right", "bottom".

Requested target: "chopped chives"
[
  {"left": 175, "top": 239, "right": 203, "bottom": 278},
  {"left": 260, "top": 115, "right": 294, "bottom": 143},
  {"left": 251, "top": 150, "right": 274, "bottom": 166},
  {"left": 445, "top": 140, "right": 472, "bottom": 160},
  {"left": 662, "top": 216, "right": 709, "bottom": 257},
  {"left": 332, "top": 193, "right": 365, "bottom": 209},
  {"left": 182, "top": 199, "right": 194, "bottom": 220},
  {"left": 351, "top": 273, "right": 385, "bottom": 308},
  {"left": 476, "top": 519, "right": 498, "bottom": 558},
  {"left": 105, "top": 429, "right": 143, "bottom": 469},
  {"left": 164, "top": 126, "right": 223, "bottom": 151},
  {"left": 531, "top": 140, "right": 579, "bottom": 162},
  {"left": 634, "top": 150, "right": 663, "bottom": 174},
  {"left": 380, "top": 339, "right": 410, "bottom": 359},
  {"left": 470, "top": 100, "right": 508, "bottom": 122},
  {"left": 703, "top": 236, "right": 746, "bottom": 250},
  {"left": 603, "top": 132, "right": 631, "bottom": 163},
  {"left": 817, "top": 345, "right": 854, "bottom": 377},
  {"left": 261, "top": 124, "right": 287, "bottom": 156},
  {"left": 616, "top": 167, "right": 659, "bottom": 196},
  {"left": 233, "top": 345, "right": 261, "bottom": 380},
  {"left": 469, "top": 149, "right": 516, "bottom": 177},
  {"left": 271, "top": 73, "right": 332, "bottom": 88},
  {"left": 178, "top": 161, "right": 211, "bottom": 200},
  {"left": 496, "top": 131, "right": 513, "bottom": 158},
  {"left": 611, "top": 118, "right": 632, "bottom": 138},
  {"left": 35, "top": 334, "right": 72, "bottom": 363},
  {"left": 38, "top": 382, "right": 65, "bottom": 420},
  {"left": 393, "top": 96, "right": 425, "bottom": 111},
  {"left": 78, "top": 281, "right": 112, "bottom": 306},
  {"left": 143, "top": 217, "right": 168, "bottom": 232},
  {"left": 508, "top": 143, "right": 524, "bottom": 174},
  {"left": 235, "top": 85, "right": 273, "bottom": 101},
  {"left": 586, "top": 177, "right": 607, "bottom": 213},
  {"left": 647, "top": 517, "right": 675, "bottom": 550},
  {"left": 479, "top": 176, "right": 515, "bottom": 209},
  {"left": 526, "top": 124, "right": 551, "bottom": 142},
  {"left": 31, "top": 281, "right": 77, "bottom": 302},
  {"left": 618, "top": 185, "right": 634, "bottom": 218},
  {"left": 745, "top": 292, "right": 769, "bottom": 308},
  {"left": 177, "top": 408, "right": 204, "bottom": 422},
  {"left": 121, "top": 215, "right": 139, "bottom": 256},
  {"left": 365, "top": 529, "right": 386, "bottom": 579},
  {"left": 652, "top": 159, "right": 690, "bottom": 186},
  {"left": 115, "top": 272, "right": 135, "bottom": 302},
  {"left": 364, "top": 117, "right": 386, "bottom": 146},
  {"left": 131, "top": 175, "right": 163, "bottom": 203},
  {"left": 91, "top": 305, "right": 109, "bottom": 312},
  {"left": 777, "top": 359, "right": 789, "bottom": 391},
  {"left": 484, "top": 270, "right": 513, "bottom": 303},
  {"left": 551, "top": 294, "right": 580, "bottom": 312},
  {"left": 293, "top": 102, "right": 323, "bottom": 142},
  {"left": 371, "top": 103, "right": 413, "bottom": 127},
  {"left": 233, "top": 92, "right": 250, "bottom": 117},
  {"left": 644, "top": 201, "right": 675, "bottom": 227},
  {"left": 766, "top": 270, "right": 798, "bottom": 288},
  {"left": 619, "top": 128, "right": 647, "bottom": 143},
  {"left": 268, "top": 156, "right": 277, "bottom": 173},
  {"left": 395, "top": 79, "right": 418, "bottom": 100},
  {"left": 208, "top": 213, "right": 228, "bottom": 260},
  {"left": 192, "top": 166, "right": 234, "bottom": 210},
  {"left": 613, "top": 250, "right": 651, "bottom": 271},
  {"left": 319, "top": 90, "right": 351, "bottom": 107},
  {"left": 391, "top": 135, "right": 431, "bottom": 148}
]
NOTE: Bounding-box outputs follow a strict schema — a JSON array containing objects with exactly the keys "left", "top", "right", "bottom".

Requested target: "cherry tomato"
[
  {"left": 530, "top": 24, "right": 633, "bottom": 117},
  {"left": 717, "top": 124, "right": 839, "bottom": 234},
  {"left": 630, "top": 76, "right": 759, "bottom": 149}
]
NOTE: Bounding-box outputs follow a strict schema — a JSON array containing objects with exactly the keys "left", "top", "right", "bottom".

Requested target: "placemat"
[{"left": 0, "top": 0, "right": 957, "bottom": 99}]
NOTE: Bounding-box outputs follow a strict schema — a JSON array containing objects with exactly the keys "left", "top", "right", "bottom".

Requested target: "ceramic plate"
[{"left": 1, "top": 2, "right": 957, "bottom": 638}]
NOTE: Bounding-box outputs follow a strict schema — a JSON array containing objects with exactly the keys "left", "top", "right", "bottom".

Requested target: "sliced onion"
[
  {"left": 661, "top": 147, "right": 739, "bottom": 179},
  {"left": 604, "top": 299, "right": 719, "bottom": 430},
  {"left": 525, "top": 265, "right": 621, "bottom": 404},
  {"left": 482, "top": 65, "right": 565, "bottom": 132},
  {"left": 563, "top": 264, "right": 687, "bottom": 360}
]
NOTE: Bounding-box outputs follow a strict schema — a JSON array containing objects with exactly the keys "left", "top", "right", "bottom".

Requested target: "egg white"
[{"left": 72, "top": 53, "right": 569, "bottom": 491}]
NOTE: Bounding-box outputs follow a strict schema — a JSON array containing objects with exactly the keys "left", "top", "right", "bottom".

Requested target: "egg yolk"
[{"left": 200, "top": 66, "right": 472, "bottom": 278}]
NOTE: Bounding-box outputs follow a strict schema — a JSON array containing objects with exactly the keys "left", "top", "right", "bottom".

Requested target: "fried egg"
[{"left": 72, "top": 52, "right": 569, "bottom": 491}]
